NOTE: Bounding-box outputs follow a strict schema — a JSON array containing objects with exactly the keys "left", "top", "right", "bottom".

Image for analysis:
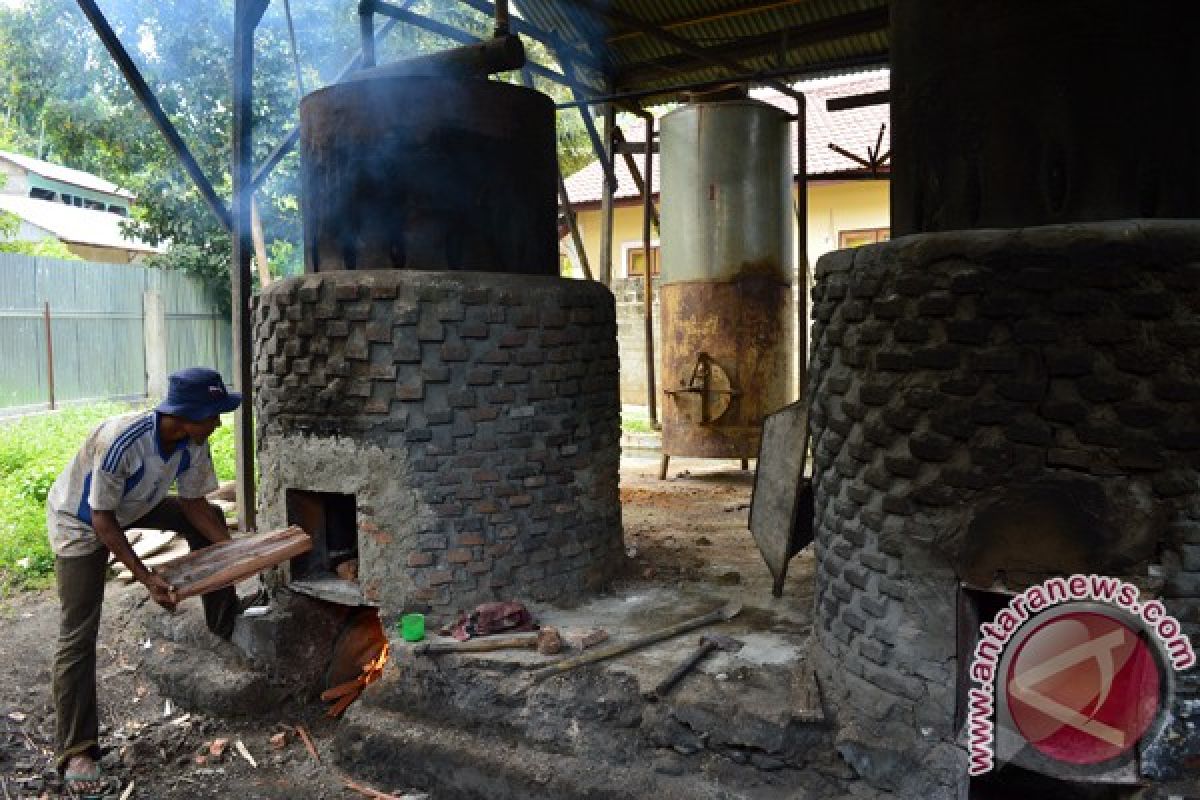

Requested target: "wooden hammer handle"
[{"left": 646, "top": 640, "right": 718, "bottom": 701}]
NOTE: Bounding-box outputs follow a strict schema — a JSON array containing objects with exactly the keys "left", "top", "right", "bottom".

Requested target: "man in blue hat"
[{"left": 45, "top": 366, "right": 243, "bottom": 794}]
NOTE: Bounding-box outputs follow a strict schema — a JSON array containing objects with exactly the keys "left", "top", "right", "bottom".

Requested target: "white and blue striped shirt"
[{"left": 46, "top": 410, "right": 218, "bottom": 557}]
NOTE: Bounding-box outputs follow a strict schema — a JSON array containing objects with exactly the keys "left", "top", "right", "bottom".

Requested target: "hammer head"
[{"left": 700, "top": 633, "right": 744, "bottom": 652}]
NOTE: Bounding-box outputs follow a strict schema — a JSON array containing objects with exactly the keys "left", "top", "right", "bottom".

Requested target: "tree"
[{"left": 0, "top": 0, "right": 597, "bottom": 303}]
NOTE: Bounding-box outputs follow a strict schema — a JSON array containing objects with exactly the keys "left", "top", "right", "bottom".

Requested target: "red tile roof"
[{"left": 563, "top": 69, "right": 889, "bottom": 206}]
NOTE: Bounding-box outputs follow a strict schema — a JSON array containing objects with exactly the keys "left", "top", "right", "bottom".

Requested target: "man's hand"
[{"left": 143, "top": 570, "right": 178, "bottom": 612}]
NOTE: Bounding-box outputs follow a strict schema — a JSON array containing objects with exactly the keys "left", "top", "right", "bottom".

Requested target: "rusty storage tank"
[
  {"left": 658, "top": 93, "right": 794, "bottom": 466},
  {"left": 299, "top": 70, "right": 558, "bottom": 275}
]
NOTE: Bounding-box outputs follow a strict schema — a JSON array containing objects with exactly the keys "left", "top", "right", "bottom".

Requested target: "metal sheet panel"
[
  {"left": 659, "top": 99, "right": 793, "bottom": 285},
  {"left": 0, "top": 253, "right": 229, "bottom": 411},
  {"left": 748, "top": 399, "right": 812, "bottom": 596}
]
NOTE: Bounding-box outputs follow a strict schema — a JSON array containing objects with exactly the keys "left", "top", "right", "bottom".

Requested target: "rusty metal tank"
[
  {"left": 299, "top": 75, "right": 558, "bottom": 275},
  {"left": 659, "top": 96, "right": 794, "bottom": 459}
]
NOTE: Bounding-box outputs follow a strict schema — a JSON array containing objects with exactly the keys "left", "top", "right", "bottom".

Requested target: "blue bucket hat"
[{"left": 157, "top": 367, "right": 242, "bottom": 421}]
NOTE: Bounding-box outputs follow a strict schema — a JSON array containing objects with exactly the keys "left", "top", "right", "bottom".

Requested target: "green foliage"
[
  {"left": 0, "top": 235, "right": 81, "bottom": 259},
  {"left": 0, "top": 0, "right": 598, "bottom": 299},
  {"left": 621, "top": 415, "right": 653, "bottom": 434},
  {"left": 207, "top": 414, "right": 238, "bottom": 484},
  {"left": 0, "top": 403, "right": 239, "bottom": 595},
  {"left": 0, "top": 403, "right": 126, "bottom": 592}
]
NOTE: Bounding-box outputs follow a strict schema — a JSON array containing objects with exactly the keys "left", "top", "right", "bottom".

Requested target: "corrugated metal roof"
[
  {"left": 0, "top": 150, "right": 136, "bottom": 200},
  {"left": 511, "top": 0, "right": 889, "bottom": 98},
  {"left": 0, "top": 196, "right": 161, "bottom": 253}
]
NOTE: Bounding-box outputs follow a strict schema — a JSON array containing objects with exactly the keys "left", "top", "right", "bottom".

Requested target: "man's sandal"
[{"left": 63, "top": 762, "right": 120, "bottom": 799}]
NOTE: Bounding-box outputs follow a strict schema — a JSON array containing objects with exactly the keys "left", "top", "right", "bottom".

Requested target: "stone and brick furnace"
[
  {"left": 807, "top": 1, "right": 1200, "bottom": 795},
  {"left": 252, "top": 70, "right": 622, "bottom": 621}
]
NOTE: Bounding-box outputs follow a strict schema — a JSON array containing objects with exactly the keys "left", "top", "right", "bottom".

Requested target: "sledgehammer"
[
  {"left": 527, "top": 603, "right": 741, "bottom": 683},
  {"left": 644, "top": 633, "right": 744, "bottom": 702}
]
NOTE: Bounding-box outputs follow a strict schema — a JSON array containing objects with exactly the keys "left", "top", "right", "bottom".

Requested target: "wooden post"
[
  {"left": 43, "top": 301, "right": 55, "bottom": 410},
  {"left": 251, "top": 196, "right": 272, "bottom": 287}
]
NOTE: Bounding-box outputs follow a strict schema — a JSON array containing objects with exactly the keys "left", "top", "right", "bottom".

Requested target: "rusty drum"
[
  {"left": 659, "top": 97, "right": 794, "bottom": 459},
  {"left": 300, "top": 75, "right": 558, "bottom": 275}
]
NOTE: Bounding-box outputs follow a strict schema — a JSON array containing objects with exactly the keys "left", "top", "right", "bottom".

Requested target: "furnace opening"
[{"left": 286, "top": 489, "right": 363, "bottom": 604}]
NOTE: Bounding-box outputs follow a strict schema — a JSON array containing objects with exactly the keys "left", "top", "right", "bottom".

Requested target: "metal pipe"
[
  {"left": 358, "top": 0, "right": 377, "bottom": 68},
  {"left": 553, "top": 54, "right": 888, "bottom": 109},
  {"left": 493, "top": 0, "right": 509, "bottom": 36},
  {"left": 598, "top": 101, "right": 616, "bottom": 286},
  {"left": 353, "top": 29, "right": 525, "bottom": 79},
  {"left": 251, "top": 17, "right": 401, "bottom": 192},
  {"left": 232, "top": 0, "right": 267, "bottom": 533},
  {"left": 472, "top": 0, "right": 607, "bottom": 75},
  {"left": 641, "top": 113, "right": 658, "bottom": 428},
  {"left": 43, "top": 301, "right": 55, "bottom": 411},
  {"left": 795, "top": 93, "right": 808, "bottom": 397},
  {"left": 74, "top": 0, "right": 232, "bottom": 232}
]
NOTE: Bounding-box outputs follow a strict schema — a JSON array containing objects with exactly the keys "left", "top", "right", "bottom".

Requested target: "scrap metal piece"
[{"left": 749, "top": 401, "right": 813, "bottom": 597}]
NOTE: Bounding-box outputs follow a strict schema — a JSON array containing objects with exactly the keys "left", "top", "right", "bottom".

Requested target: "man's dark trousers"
[{"left": 52, "top": 498, "right": 236, "bottom": 769}]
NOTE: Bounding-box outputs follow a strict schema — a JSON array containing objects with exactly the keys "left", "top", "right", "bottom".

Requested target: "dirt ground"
[{"left": 0, "top": 455, "right": 801, "bottom": 799}]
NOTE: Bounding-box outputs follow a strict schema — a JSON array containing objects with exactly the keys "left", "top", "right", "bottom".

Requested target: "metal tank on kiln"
[{"left": 658, "top": 92, "right": 795, "bottom": 475}]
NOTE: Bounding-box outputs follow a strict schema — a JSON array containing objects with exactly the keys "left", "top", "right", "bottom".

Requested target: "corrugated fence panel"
[
  {"left": 0, "top": 253, "right": 233, "bottom": 412},
  {"left": 39, "top": 258, "right": 146, "bottom": 404},
  {"left": 152, "top": 269, "right": 234, "bottom": 386},
  {"left": 0, "top": 254, "right": 46, "bottom": 407}
]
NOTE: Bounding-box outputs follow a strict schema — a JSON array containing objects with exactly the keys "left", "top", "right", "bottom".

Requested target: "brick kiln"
[
  {"left": 251, "top": 60, "right": 623, "bottom": 623},
  {"left": 807, "top": 2, "right": 1200, "bottom": 796}
]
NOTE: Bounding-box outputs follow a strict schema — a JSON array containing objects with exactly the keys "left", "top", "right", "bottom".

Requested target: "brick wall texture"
[
  {"left": 253, "top": 270, "right": 624, "bottom": 618},
  {"left": 807, "top": 221, "right": 1200, "bottom": 783}
]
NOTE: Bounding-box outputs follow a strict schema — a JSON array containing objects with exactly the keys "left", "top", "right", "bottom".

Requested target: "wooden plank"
[{"left": 157, "top": 525, "right": 312, "bottom": 601}]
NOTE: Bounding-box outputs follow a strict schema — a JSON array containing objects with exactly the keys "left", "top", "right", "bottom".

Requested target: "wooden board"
[
  {"left": 156, "top": 525, "right": 312, "bottom": 601},
  {"left": 748, "top": 401, "right": 812, "bottom": 597}
]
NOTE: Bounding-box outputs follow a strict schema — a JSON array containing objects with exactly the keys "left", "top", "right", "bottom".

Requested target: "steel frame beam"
[
  {"left": 370, "top": 1, "right": 569, "bottom": 85},
  {"left": 250, "top": 17, "right": 402, "bottom": 192},
  {"left": 75, "top": 0, "right": 232, "bottom": 232},
  {"left": 554, "top": 54, "right": 888, "bottom": 109},
  {"left": 558, "top": 0, "right": 800, "bottom": 99},
  {"left": 231, "top": 0, "right": 270, "bottom": 532}
]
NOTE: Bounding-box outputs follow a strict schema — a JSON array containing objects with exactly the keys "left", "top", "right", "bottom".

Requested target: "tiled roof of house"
[
  {"left": 0, "top": 150, "right": 136, "bottom": 200},
  {"left": 563, "top": 69, "right": 889, "bottom": 206},
  {"left": 0, "top": 195, "right": 161, "bottom": 253}
]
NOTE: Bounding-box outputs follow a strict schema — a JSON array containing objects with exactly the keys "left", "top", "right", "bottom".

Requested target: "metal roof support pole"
[
  {"left": 518, "top": 69, "right": 594, "bottom": 283},
  {"left": 232, "top": 0, "right": 269, "bottom": 533},
  {"left": 794, "top": 94, "right": 808, "bottom": 398},
  {"left": 557, "top": 174, "right": 594, "bottom": 282},
  {"left": 250, "top": 17, "right": 401, "bottom": 193},
  {"left": 358, "top": 1, "right": 377, "bottom": 68},
  {"left": 598, "top": 100, "right": 616, "bottom": 287},
  {"left": 561, "top": 0, "right": 800, "bottom": 99},
  {"left": 612, "top": 127, "right": 659, "bottom": 231},
  {"left": 74, "top": 0, "right": 232, "bottom": 232},
  {"left": 640, "top": 112, "right": 658, "bottom": 429},
  {"left": 558, "top": 56, "right": 617, "bottom": 195}
]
